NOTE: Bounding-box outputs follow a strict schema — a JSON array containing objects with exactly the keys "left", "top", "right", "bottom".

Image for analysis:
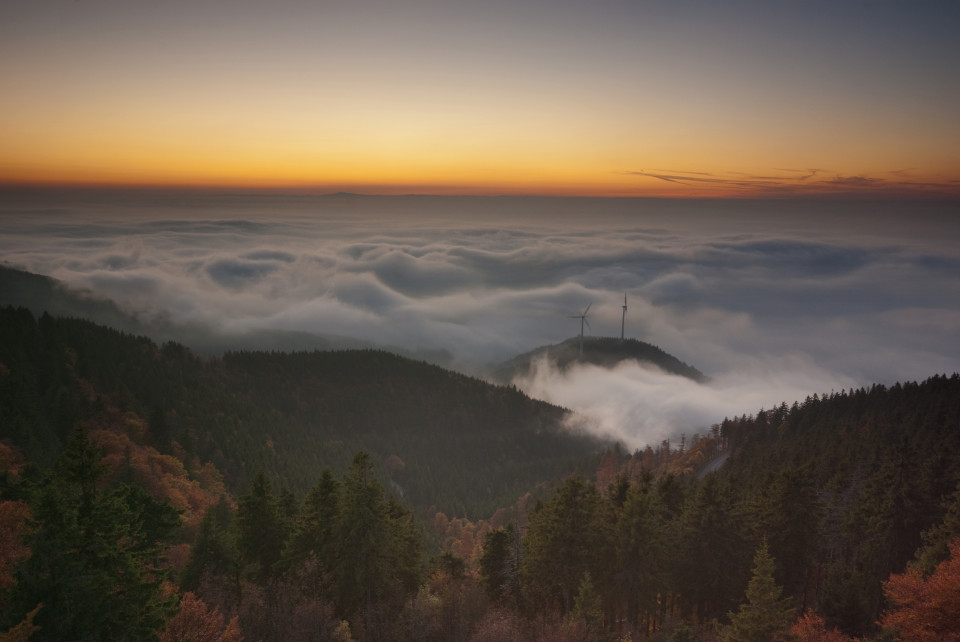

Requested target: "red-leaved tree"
[
  {"left": 880, "top": 537, "right": 960, "bottom": 641},
  {"left": 161, "top": 592, "right": 242, "bottom": 642},
  {"left": 790, "top": 611, "right": 857, "bottom": 642}
]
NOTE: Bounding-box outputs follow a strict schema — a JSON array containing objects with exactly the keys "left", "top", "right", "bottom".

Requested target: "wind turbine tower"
[
  {"left": 621, "top": 293, "right": 627, "bottom": 341},
  {"left": 569, "top": 304, "right": 592, "bottom": 357}
]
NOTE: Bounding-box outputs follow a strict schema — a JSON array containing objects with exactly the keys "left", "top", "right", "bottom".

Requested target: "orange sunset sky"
[{"left": 2, "top": 1, "right": 959, "bottom": 198}]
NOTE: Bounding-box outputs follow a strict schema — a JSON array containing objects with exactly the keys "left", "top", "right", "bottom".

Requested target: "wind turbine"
[
  {"left": 569, "top": 303, "right": 591, "bottom": 357},
  {"left": 621, "top": 292, "right": 627, "bottom": 341}
]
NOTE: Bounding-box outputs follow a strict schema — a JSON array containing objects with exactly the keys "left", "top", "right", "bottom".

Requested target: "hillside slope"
[
  {"left": 489, "top": 335, "right": 707, "bottom": 384},
  {"left": 566, "top": 374, "right": 960, "bottom": 636},
  {"left": 0, "top": 306, "right": 607, "bottom": 517},
  {"left": 0, "top": 264, "right": 370, "bottom": 355}
]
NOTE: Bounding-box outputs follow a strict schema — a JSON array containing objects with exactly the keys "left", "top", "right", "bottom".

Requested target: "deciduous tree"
[
  {"left": 880, "top": 537, "right": 960, "bottom": 641},
  {"left": 789, "top": 611, "right": 856, "bottom": 642},
  {"left": 161, "top": 592, "right": 242, "bottom": 642}
]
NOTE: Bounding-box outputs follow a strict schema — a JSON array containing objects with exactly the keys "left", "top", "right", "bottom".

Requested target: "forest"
[
  {"left": 1, "top": 306, "right": 959, "bottom": 640},
  {"left": 0, "top": 306, "right": 602, "bottom": 518}
]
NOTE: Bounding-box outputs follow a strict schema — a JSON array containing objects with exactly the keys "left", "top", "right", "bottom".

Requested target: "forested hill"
[
  {"left": 489, "top": 335, "right": 707, "bottom": 383},
  {"left": 4, "top": 301, "right": 960, "bottom": 640},
  {"left": 527, "top": 374, "right": 960, "bottom": 639},
  {"left": 0, "top": 306, "right": 606, "bottom": 517},
  {"left": 710, "top": 377, "right": 960, "bottom": 633}
]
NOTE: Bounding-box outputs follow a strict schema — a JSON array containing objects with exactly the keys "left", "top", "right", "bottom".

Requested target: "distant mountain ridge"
[
  {"left": 489, "top": 335, "right": 707, "bottom": 384},
  {"left": 0, "top": 265, "right": 461, "bottom": 365},
  {"left": 0, "top": 263, "right": 153, "bottom": 336}
]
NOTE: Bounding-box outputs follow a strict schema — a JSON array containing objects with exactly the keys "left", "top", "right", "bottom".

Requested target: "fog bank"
[{"left": 2, "top": 192, "right": 957, "bottom": 447}]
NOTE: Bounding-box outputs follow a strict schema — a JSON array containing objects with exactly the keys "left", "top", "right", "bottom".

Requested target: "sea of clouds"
[{"left": 2, "top": 191, "right": 958, "bottom": 448}]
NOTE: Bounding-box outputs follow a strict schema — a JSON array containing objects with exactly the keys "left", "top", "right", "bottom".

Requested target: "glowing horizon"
[{"left": 2, "top": 1, "right": 959, "bottom": 198}]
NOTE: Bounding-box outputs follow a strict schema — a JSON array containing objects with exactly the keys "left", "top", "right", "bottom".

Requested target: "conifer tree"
[
  {"left": 8, "top": 428, "right": 180, "bottom": 641},
  {"left": 616, "top": 483, "right": 666, "bottom": 628},
  {"left": 676, "top": 475, "right": 747, "bottom": 622},
  {"left": 721, "top": 542, "right": 795, "bottom": 642},
  {"left": 330, "top": 452, "right": 422, "bottom": 636},
  {"left": 236, "top": 472, "right": 285, "bottom": 582},
  {"left": 569, "top": 571, "right": 604, "bottom": 629},
  {"left": 522, "top": 477, "right": 613, "bottom": 615},
  {"left": 479, "top": 524, "right": 521, "bottom": 606},
  {"left": 284, "top": 468, "right": 340, "bottom": 574},
  {"left": 914, "top": 483, "right": 960, "bottom": 574},
  {"left": 753, "top": 467, "right": 822, "bottom": 606},
  {"left": 181, "top": 496, "right": 238, "bottom": 594}
]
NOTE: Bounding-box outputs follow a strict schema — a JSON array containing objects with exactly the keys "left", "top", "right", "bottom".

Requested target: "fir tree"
[
  {"left": 330, "top": 452, "right": 423, "bottom": 636},
  {"left": 236, "top": 472, "right": 286, "bottom": 582},
  {"left": 721, "top": 541, "right": 795, "bottom": 642},
  {"left": 8, "top": 429, "right": 180, "bottom": 641},
  {"left": 569, "top": 571, "right": 604, "bottom": 629},
  {"left": 522, "top": 477, "right": 613, "bottom": 615}
]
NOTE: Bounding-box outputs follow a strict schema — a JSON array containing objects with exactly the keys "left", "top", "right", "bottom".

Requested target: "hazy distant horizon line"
[{"left": 3, "top": 181, "right": 959, "bottom": 202}]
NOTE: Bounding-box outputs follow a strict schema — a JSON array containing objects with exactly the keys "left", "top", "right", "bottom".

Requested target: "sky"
[
  {"left": 2, "top": 0, "right": 960, "bottom": 197},
  {"left": 1, "top": 192, "right": 958, "bottom": 448},
  {"left": 2, "top": 1, "right": 959, "bottom": 448}
]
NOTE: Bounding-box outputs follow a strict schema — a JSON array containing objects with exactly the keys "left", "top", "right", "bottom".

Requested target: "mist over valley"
[
  {"left": 4, "top": 1, "right": 960, "bottom": 637},
  {"left": 2, "top": 191, "right": 958, "bottom": 449}
]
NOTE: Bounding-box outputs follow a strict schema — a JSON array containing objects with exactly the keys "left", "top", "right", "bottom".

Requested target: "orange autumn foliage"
[
  {"left": 0, "top": 443, "right": 31, "bottom": 591},
  {"left": 160, "top": 592, "right": 242, "bottom": 642},
  {"left": 790, "top": 611, "right": 857, "bottom": 642},
  {"left": 78, "top": 399, "right": 228, "bottom": 540},
  {"left": 434, "top": 493, "right": 533, "bottom": 569},
  {"left": 93, "top": 426, "right": 226, "bottom": 536},
  {"left": 880, "top": 537, "right": 960, "bottom": 641},
  {"left": 469, "top": 607, "right": 528, "bottom": 642},
  {"left": 0, "top": 496, "right": 32, "bottom": 590},
  {"left": 0, "top": 442, "right": 25, "bottom": 480}
]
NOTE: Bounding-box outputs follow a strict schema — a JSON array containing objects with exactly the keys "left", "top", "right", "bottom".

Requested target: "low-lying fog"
[{"left": 2, "top": 191, "right": 958, "bottom": 448}]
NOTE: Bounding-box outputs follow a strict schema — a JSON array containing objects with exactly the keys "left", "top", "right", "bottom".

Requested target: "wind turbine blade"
[
  {"left": 583, "top": 303, "right": 592, "bottom": 316},
  {"left": 584, "top": 317, "right": 592, "bottom": 331}
]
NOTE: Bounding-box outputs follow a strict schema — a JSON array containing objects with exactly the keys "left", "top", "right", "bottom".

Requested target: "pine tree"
[
  {"left": 330, "top": 452, "right": 423, "bottom": 636},
  {"left": 8, "top": 428, "right": 180, "bottom": 641},
  {"left": 753, "top": 467, "right": 822, "bottom": 607},
  {"left": 283, "top": 468, "right": 340, "bottom": 576},
  {"left": 522, "top": 477, "right": 613, "bottom": 615},
  {"left": 479, "top": 523, "right": 522, "bottom": 609},
  {"left": 569, "top": 571, "right": 604, "bottom": 629},
  {"left": 616, "top": 483, "right": 666, "bottom": 629},
  {"left": 721, "top": 542, "right": 795, "bottom": 642},
  {"left": 236, "top": 472, "right": 286, "bottom": 582},
  {"left": 181, "top": 496, "right": 238, "bottom": 594},
  {"left": 914, "top": 483, "right": 960, "bottom": 574},
  {"left": 676, "top": 475, "right": 747, "bottom": 623}
]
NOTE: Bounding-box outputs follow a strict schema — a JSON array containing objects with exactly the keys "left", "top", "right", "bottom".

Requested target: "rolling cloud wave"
[{"left": 2, "top": 192, "right": 957, "bottom": 447}]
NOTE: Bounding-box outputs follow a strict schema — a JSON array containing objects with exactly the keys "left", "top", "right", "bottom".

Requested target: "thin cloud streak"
[{"left": 624, "top": 168, "right": 960, "bottom": 198}]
